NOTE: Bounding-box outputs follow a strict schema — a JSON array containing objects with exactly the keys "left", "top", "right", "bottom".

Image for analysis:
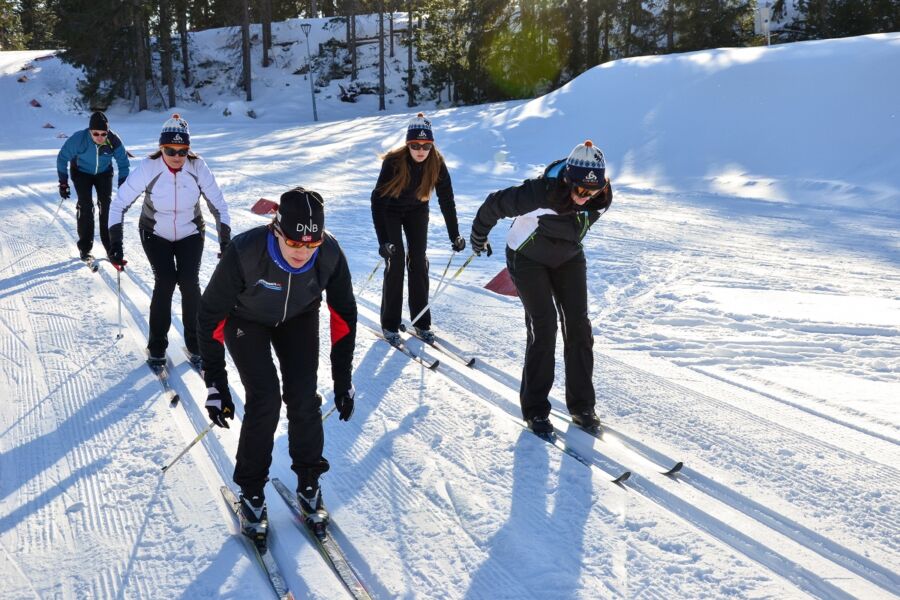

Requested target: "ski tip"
[
  {"left": 465, "top": 358, "right": 476, "bottom": 367},
  {"left": 612, "top": 471, "right": 631, "bottom": 485},
  {"left": 429, "top": 360, "right": 440, "bottom": 370},
  {"left": 170, "top": 394, "right": 181, "bottom": 405},
  {"left": 663, "top": 461, "right": 684, "bottom": 476}
]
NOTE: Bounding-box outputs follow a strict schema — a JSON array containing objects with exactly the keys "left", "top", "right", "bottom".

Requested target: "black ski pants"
[
  {"left": 72, "top": 168, "right": 113, "bottom": 256},
  {"left": 224, "top": 312, "right": 326, "bottom": 497},
  {"left": 380, "top": 202, "right": 431, "bottom": 331},
  {"left": 506, "top": 247, "right": 596, "bottom": 421},
  {"left": 140, "top": 230, "right": 204, "bottom": 356}
]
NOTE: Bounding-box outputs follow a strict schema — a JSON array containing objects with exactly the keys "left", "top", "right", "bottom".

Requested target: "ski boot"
[
  {"left": 238, "top": 493, "right": 268, "bottom": 549},
  {"left": 382, "top": 328, "right": 402, "bottom": 347},
  {"left": 571, "top": 411, "right": 602, "bottom": 434},
  {"left": 414, "top": 326, "right": 436, "bottom": 344},
  {"left": 146, "top": 354, "right": 167, "bottom": 373},
  {"left": 298, "top": 470, "right": 329, "bottom": 541},
  {"left": 527, "top": 415, "right": 554, "bottom": 439}
]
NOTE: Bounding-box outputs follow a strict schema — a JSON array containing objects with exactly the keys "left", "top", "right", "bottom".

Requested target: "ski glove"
[
  {"left": 107, "top": 223, "right": 127, "bottom": 270},
  {"left": 378, "top": 242, "right": 396, "bottom": 260},
  {"left": 58, "top": 181, "right": 70, "bottom": 199},
  {"left": 334, "top": 386, "right": 355, "bottom": 422},
  {"left": 206, "top": 381, "right": 234, "bottom": 428},
  {"left": 451, "top": 235, "right": 466, "bottom": 252},
  {"left": 470, "top": 231, "right": 492, "bottom": 257},
  {"left": 218, "top": 223, "right": 232, "bottom": 258}
]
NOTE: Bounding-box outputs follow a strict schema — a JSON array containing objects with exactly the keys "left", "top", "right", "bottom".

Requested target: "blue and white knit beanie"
[
  {"left": 406, "top": 112, "right": 434, "bottom": 143},
  {"left": 565, "top": 140, "right": 605, "bottom": 189},
  {"left": 159, "top": 113, "right": 190, "bottom": 146}
]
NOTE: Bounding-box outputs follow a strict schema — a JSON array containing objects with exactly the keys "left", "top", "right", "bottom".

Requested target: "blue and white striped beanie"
[
  {"left": 159, "top": 113, "right": 190, "bottom": 146},
  {"left": 565, "top": 140, "right": 605, "bottom": 189},
  {"left": 406, "top": 112, "right": 434, "bottom": 143}
]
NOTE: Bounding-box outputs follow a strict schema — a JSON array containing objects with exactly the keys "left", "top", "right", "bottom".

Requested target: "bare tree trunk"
[
  {"left": 378, "top": 0, "right": 385, "bottom": 110},
  {"left": 160, "top": 0, "right": 176, "bottom": 107},
  {"left": 176, "top": 0, "right": 190, "bottom": 85},
  {"left": 261, "top": 0, "right": 272, "bottom": 67},
  {"left": 407, "top": 0, "right": 414, "bottom": 106},
  {"left": 665, "top": 0, "right": 675, "bottom": 51},
  {"left": 133, "top": 1, "right": 148, "bottom": 110},
  {"left": 389, "top": 10, "right": 394, "bottom": 58},
  {"left": 241, "top": 0, "right": 252, "bottom": 100},
  {"left": 310, "top": 0, "right": 318, "bottom": 17},
  {"left": 350, "top": 2, "right": 357, "bottom": 80}
]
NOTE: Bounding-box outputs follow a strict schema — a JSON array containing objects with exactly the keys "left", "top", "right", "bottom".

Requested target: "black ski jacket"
[
  {"left": 471, "top": 160, "right": 612, "bottom": 269},
  {"left": 198, "top": 225, "right": 357, "bottom": 394},
  {"left": 370, "top": 153, "right": 460, "bottom": 244}
]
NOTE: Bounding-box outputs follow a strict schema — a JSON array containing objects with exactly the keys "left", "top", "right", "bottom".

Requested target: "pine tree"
[{"left": 0, "top": 0, "right": 26, "bottom": 50}]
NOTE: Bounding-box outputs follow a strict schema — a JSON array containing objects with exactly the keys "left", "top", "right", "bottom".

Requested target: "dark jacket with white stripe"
[
  {"left": 471, "top": 160, "right": 613, "bottom": 268},
  {"left": 197, "top": 225, "right": 357, "bottom": 394}
]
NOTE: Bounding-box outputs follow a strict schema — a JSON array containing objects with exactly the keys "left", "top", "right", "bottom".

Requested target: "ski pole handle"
[{"left": 161, "top": 422, "right": 216, "bottom": 473}]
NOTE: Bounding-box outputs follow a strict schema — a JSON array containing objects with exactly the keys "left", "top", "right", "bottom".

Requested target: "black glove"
[
  {"left": 470, "top": 231, "right": 492, "bottom": 257},
  {"left": 451, "top": 235, "right": 466, "bottom": 252},
  {"left": 218, "top": 223, "right": 232, "bottom": 258},
  {"left": 378, "top": 242, "right": 396, "bottom": 259},
  {"left": 205, "top": 380, "right": 234, "bottom": 428},
  {"left": 58, "top": 180, "right": 70, "bottom": 199},
  {"left": 117, "top": 176, "right": 127, "bottom": 187},
  {"left": 335, "top": 386, "right": 355, "bottom": 421},
  {"left": 108, "top": 223, "right": 127, "bottom": 270}
]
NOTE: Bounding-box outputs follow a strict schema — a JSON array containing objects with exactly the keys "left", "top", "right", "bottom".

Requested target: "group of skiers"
[{"left": 56, "top": 109, "right": 612, "bottom": 543}]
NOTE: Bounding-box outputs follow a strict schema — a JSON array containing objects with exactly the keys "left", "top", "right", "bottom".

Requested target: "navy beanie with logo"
[
  {"left": 565, "top": 140, "right": 606, "bottom": 189},
  {"left": 159, "top": 113, "right": 190, "bottom": 146},
  {"left": 89, "top": 111, "right": 108, "bottom": 131},
  {"left": 276, "top": 187, "right": 325, "bottom": 243},
  {"left": 406, "top": 112, "right": 434, "bottom": 143}
]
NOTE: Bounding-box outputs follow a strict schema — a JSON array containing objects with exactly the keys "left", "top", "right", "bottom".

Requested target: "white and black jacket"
[
  {"left": 109, "top": 155, "right": 231, "bottom": 245},
  {"left": 471, "top": 160, "right": 612, "bottom": 269}
]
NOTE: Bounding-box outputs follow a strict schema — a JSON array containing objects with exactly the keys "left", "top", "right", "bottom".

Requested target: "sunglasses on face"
[
  {"left": 408, "top": 143, "right": 433, "bottom": 151},
  {"left": 90, "top": 131, "right": 108, "bottom": 138},
  {"left": 573, "top": 184, "right": 602, "bottom": 199},
  {"left": 162, "top": 147, "right": 190, "bottom": 157},
  {"left": 275, "top": 225, "right": 324, "bottom": 249}
]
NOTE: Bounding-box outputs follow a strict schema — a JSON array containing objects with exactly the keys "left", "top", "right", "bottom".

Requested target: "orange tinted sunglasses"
[
  {"left": 573, "top": 184, "right": 603, "bottom": 199},
  {"left": 275, "top": 224, "right": 324, "bottom": 248}
]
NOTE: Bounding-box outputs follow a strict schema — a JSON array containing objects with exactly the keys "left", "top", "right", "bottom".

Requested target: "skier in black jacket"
[
  {"left": 469, "top": 141, "right": 612, "bottom": 436},
  {"left": 370, "top": 113, "right": 465, "bottom": 345},
  {"left": 197, "top": 187, "right": 357, "bottom": 543}
]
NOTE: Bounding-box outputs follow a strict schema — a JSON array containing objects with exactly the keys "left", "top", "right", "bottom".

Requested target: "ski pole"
[
  {"left": 115, "top": 269, "right": 124, "bottom": 340},
  {"left": 355, "top": 258, "right": 382, "bottom": 298},
  {"left": 430, "top": 252, "right": 457, "bottom": 300},
  {"left": 408, "top": 252, "right": 475, "bottom": 328},
  {"left": 49, "top": 195, "right": 65, "bottom": 227},
  {"left": 161, "top": 422, "right": 216, "bottom": 473}
]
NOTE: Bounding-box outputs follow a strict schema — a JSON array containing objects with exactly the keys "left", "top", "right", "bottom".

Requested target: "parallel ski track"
[
  {"left": 357, "top": 300, "right": 900, "bottom": 598},
  {"left": 596, "top": 352, "right": 900, "bottom": 559}
]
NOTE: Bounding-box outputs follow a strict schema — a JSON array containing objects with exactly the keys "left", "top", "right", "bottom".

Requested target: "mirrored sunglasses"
[
  {"left": 163, "top": 147, "right": 189, "bottom": 157},
  {"left": 275, "top": 224, "right": 324, "bottom": 249},
  {"left": 90, "top": 130, "right": 108, "bottom": 137},
  {"left": 573, "top": 184, "right": 602, "bottom": 199},
  {"left": 408, "top": 143, "right": 433, "bottom": 151}
]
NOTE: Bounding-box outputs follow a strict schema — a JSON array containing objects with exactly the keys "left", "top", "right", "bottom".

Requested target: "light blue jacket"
[{"left": 57, "top": 129, "right": 130, "bottom": 183}]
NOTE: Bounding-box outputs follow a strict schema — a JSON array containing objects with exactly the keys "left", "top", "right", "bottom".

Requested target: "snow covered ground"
[{"left": 0, "top": 24, "right": 898, "bottom": 600}]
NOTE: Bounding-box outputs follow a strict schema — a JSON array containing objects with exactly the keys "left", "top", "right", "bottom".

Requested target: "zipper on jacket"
[
  {"left": 94, "top": 143, "right": 99, "bottom": 174},
  {"left": 172, "top": 170, "right": 177, "bottom": 240},
  {"left": 281, "top": 273, "right": 293, "bottom": 323}
]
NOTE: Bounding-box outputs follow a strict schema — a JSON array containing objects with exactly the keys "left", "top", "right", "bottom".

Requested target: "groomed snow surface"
[{"left": 0, "top": 26, "right": 898, "bottom": 600}]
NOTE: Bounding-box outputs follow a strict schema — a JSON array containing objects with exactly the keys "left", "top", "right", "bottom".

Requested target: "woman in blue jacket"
[{"left": 56, "top": 111, "right": 130, "bottom": 262}]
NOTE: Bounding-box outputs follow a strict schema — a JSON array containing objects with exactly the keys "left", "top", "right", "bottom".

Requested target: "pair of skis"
[
  {"left": 220, "top": 481, "right": 371, "bottom": 600},
  {"left": 370, "top": 323, "right": 478, "bottom": 370}
]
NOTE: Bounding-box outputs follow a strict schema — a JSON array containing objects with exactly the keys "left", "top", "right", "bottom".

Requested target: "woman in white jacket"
[{"left": 108, "top": 114, "right": 231, "bottom": 367}]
